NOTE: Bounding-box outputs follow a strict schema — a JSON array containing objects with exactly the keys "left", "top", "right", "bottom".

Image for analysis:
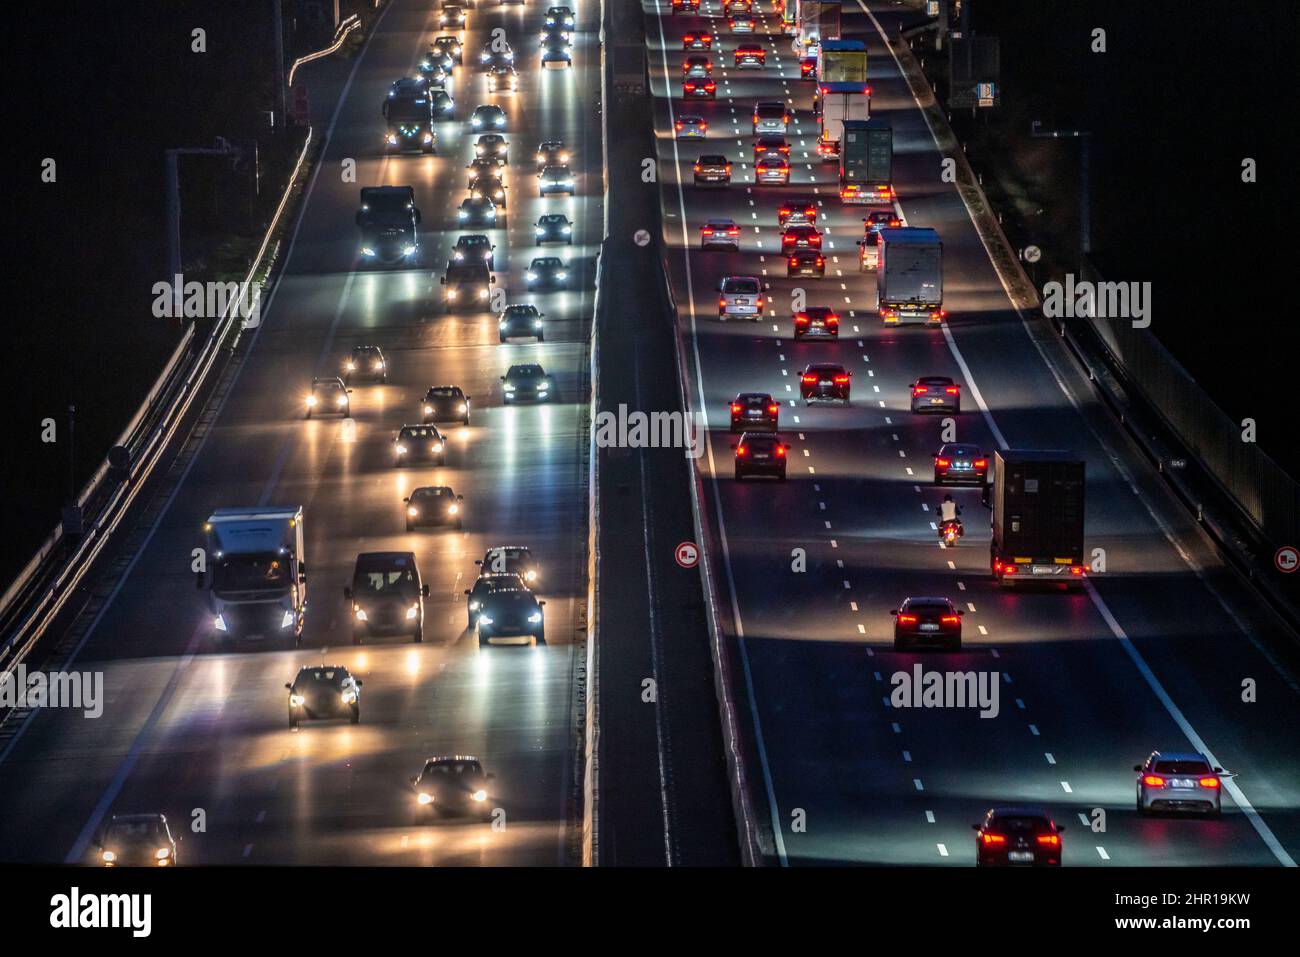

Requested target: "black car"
[
  {"left": 394, "top": 423, "right": 447, "bottom": 465},
  {"left": 538, "top": 164, "right": 575, "bottom": 196},
  {"left": 411, "top": 756, "right": 496, "bottom": 820},
  {"left": 475, "top": 133, "right": 508, "bottom": 164},
  {"left": 933, "top": 442, "right": 988, "bottom": 485},
  {"left": 470, "top": 103, "right": 508, "bottom": 130},
  {"left": 452, "top": 233, "right": 496, "bottom": 269},
  {"left": 306, "top": 376, "right": 351, "bottom": 418},
  {"left": 974, "top": 807, "right": 1064, "bottom": 867},
  {"left": 891, "top": 596, "right": 962, "bottom": 651},
  {"left": 535, "top": 214, "right": 573, "bottom": 244},
  {"left": 733, "top": 432, "right": 789, "bottom": 481},
  {"left": 535, "top": 140, "right": 570, "bottom": 171},
  {"left": 423, "top": 385, "right": 471, "bottom": 425},
  {"left": 344, "top": 344, "right": 387, "bottom": 383},
  {"left": 798, "top": 364, "right": 851, "bottom": 403},
  {"left": 287, "top": 665, "right": 363, "bottom": 726},
  {"left": 343, "top": 551, "right": 428, "bottom": 644},
  {"left": 405, "top": 486, "right": 463, "bottom": 530},
  {"left": 476, "top": 589, "right": 546, "bottom": 646},
  {"left": 793, "top": 307, "right": 840, "bottom": 339},
  {"left": 96, "top": 813, "right": 178, "bottom": 867},
  {"left": 729, "top": 393, "right": 778, "bottom": 432},
  {"left": 786, "top": 248, "right": 826, "bottom": 278},
  {"left": 526, "top": 256, "right": 568, "bottom": 289},
  {"left": 469, "top": 171, "right": 508, "bottom": 208},
  {"left": 693, "top": 154, "right": 731, "bottom": 185},
  {"left": 499, "top": 303, "right": 545, "bottom": 342},
  {"left": 457, "top": 195, "right": 499, "bottom": 228},
  {"left": 475, "top": 545, "right": 540, "bottom": 585},
  {"left": 464, "top": 573, "right": 528, "bottom": 628},
  {"left": 477, "top": 43, "right": 515, "bottom": 71},
  {"left": 501, "top": 364, "right": 552, "bottom": 402},
  {"left": 432, "top": 35, "right": 463, "bottom": 65},
  {"left": 428, "top": 88, "right": 455, "bottom": 121},
  {"left": 467, "top": 155, "right": 505, "bottom": 183}
]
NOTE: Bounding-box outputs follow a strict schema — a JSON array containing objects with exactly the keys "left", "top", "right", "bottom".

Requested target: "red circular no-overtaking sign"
[
  {"left": 1275, "top": 546, "right": 1298, "bottom": 574},
  {"left": 675, "top": 541, "right": 699, "bottom": 569}
]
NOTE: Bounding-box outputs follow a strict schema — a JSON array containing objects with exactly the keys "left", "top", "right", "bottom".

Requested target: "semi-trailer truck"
[
  {"left": 817, "top": 81, "right": 871, "bottom": 159},
  {"left": 840, "top": 118, "right": 893, "bottom": 204},
  {"left": 795, "top": 0, "right": 841, "bottom": 55},
  {"left": 200, "top": 506, "right": 306, "bottom": 646},
  {"left": 876, "top": 227, "right": 944, "bottom": 323},
  {"left": 355, "top": 186, "right": 421, "bottom": 267},
  {"left": 989, "top": 451, "right": 1086, "bottom": 587},
  {"left": 816, "top": 38, "right": 866, "bottom": 83}
]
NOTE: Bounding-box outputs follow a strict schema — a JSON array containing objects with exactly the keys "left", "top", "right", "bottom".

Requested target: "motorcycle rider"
[{"left": 939, "top": 494, "right": 963, "bottom": 539}]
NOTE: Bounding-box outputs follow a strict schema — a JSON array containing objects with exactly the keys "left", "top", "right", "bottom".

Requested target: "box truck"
[
  {"left": 990, "top": 451, "right": 1087, "bottom": 587},
  {"left": 876, "top": 227, "right": 944, "bottom": 323},
  {"left": 200, "top": 506, "right": 306, "bottom": 646}
]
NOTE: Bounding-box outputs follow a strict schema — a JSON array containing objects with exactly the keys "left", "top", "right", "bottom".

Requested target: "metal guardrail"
[
  {"left": 661, "top": 252, "right": 767, "bottom": 867},
  {"left": 0, "top": 125, "right": 316, "bottom": 680}
]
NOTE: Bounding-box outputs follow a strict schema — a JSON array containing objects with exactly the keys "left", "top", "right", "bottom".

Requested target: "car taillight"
[
  {"left": 1070, "top": 566, "right": 1084, "bottom": 576},
  {"left": 1199, "top": 777, "right": 1220, "bottom": 788},
  {"left": 1143, "top": 775, "right": 1166, "bottom": 787},
  {"left": 897, "top": 614, "right": 917, "bottom": 624},
  {"left": 826, "top": 316, "right": 838, "bottom": 325},
  {"left": 1036, "top": 834, "right": 1060, "bottom": 847},
  {"left": 832, "top": 375, "right": 848, "bottom": 384},
  {"left": 719, "top": 297, "right": 727, "bottom": 309},
  {"left": 706, "top": 82, "right": 716, "bottom": 91},
  {"left": 730, "top": 403, "right": 741, "bottom": 413},
  {"left": 736, "top": 446, "right": 747, "bottom": 457},
  {"left": 775, "top": 445, "right": 786, "bottom": 457},
  {"left": 789, "top": 257, "right": 798, "bottom": 266},
  {"left": 703, "top": 228, "right": 714, "bottom": 236},
  {"left": 936, "top": 458, "right": 950, "bottom": 468},
  {"left": 816, "top": 257, "right": 824, "bottom": 266},
  {"left": 675, "top": 122, "right": 683, "bottom": 130},
  {"left": 913, "top": 386, "right": 928, "bottom": 394},
  {"left": 1002, "top": 565, "right": 1018, "bottom": 575},
  {"left": 752, "top": 114, "right": 759, "bottom": 124},
  {"left": 801, "top": 374, "right": 817, "bottom": 383},
  {"left": 979, "top": 833, "right": 1006, "bottom": 845},
  {"left": 945, "top": 386, "right": 959, "bottom": 394},
  {"left": 724, "top": 162, "right": 731, "bottom": 173},
  {"left": 727, "top": 227, "right": 739, "bottom": 236},
  {"left": 694, "top": 163, "right": 702, "bottom": 172},
  {"left": 756, "top": 297, "right": 764, "bottom": 308},
  {"left": 973, "top": 458, "right": 987, "bottom": 469},
  {"left": 767, "top": 404, "right": 778, "bottom": 414},
  {"left": 795, "top": 315, "right": 808, "bottom": 325},
  {"left": 940, "top": 615, "right": 960, "bottom": 625}
]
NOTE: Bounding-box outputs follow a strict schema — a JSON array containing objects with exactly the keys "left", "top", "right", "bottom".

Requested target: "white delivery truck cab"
[{"left": 200, "top": 506, "right": 306, "bottom": 647}]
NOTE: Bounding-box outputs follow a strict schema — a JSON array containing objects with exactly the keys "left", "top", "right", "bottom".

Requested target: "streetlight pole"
[{"left": 1030, "top": 120, "right": 1092, "bottom": 270}]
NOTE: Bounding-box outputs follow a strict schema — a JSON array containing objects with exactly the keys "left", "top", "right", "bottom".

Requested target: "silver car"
[
  {"left": 910, "top": 376, "right": 961, "bottom": 413},
  {"left": 675, "top": 114, "right": 708, "bottom": 140},
  {"left": 701, "top": 218, "right": 740, "bottom": 250},
  {"left": 752, "top": 101, "right": 790, "bottom": 135},
  {"left": 1135, "top": 751, "right": 1227, "bottom": 816},
  {"left": 718, "top": 275, "right": 763, "bottom": 320},
  {"left": 538, "top": 164, "right": 575, "bottom": 196}
]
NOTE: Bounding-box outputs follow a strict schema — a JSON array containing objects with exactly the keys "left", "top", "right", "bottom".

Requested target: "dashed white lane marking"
[
  {"left": 913, "top": 779, "right": 924, "bottom": 792},
  {"left": 1060, "top": 781, "right": 1073, "bottom": 793},
  {"left": 937, "top": 843, "right": 949, "bottom": 858},
  {"left": 925, "top": 810, "right": 936, "bottom": 823},
  {"left": 1029, "top": 724, "right": 1040, "bottom": 736},
  {"left": 1045, "top": 753, "right": 1056, "bottom": 765},
  {"left": 1097, "top": 846, "right": 1111, "bottom": 861}
]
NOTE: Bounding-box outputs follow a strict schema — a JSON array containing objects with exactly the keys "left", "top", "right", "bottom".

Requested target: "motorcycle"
[{"left": 939, "top": 518, "right": 964, "bottom": 547}]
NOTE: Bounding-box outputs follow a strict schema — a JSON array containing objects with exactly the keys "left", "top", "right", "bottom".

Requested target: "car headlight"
[
  {"left": 305, "top": 394, "right": 317, "bottom": 406},
  {"left": 469, "top": 600, "right": 480, "bottom": 610},
  {"left": 525, "top": 570, "right": 537, "bottom": 582},
  {"left": 471, "top": 789, "right": 487, "bottom": 802},
  {"left": 556, "top": 271, "right": 567, "bottom": 280},
  {"left": 479, "top": 288, "right": 489, "bottom": 298},
  {"left": 408, "top": 506, "right": 419, "bottom": 517},
  {"left": 406, "top": 604, "right": 419, "bottom": 620},
  {"left": 361, "top": 246, "right": 376, "bottom": 256},
  {"left": 424, "top": 405, "right": 433, "bottom": 414},
  {"left": 422, "top": 133, "right": 433, "bottom": 143},
  {"left": 433, "top": 442, "right": 444, "bottom": 452},
  {"left": 562, "top": 226, "right": 571, "bottom": 234},
  {"left": 448, "top": 503, "right": 459, "bottom": 515},
  {"left": 403, "top": 244, "right": 417, "bottom": 256},
  {"left": 417, "top": 792, "right": 433, "bottom": 805},
  {"left": 559, "top": 152, "right": 570, "bottom": 163},
  {"left": 472, "top": 118, "right": 482, "bottom": 126},
  {"left": 281, "top": 609, "right": 296, "bottom": 629},
  {"left": 528, "top": 611, "right": 542, "bottom": 623},
  {"left": 341, "top": 690, "right": 358, "bottom": 704},
  {"left": 536, "top": 152, "right": 544, "bottom": 162},
  {"left": 289, "top": 693, "right": 305, "bottom": 706},
  {"left": 374, "top": 361, "right": 384, "bottom": 370},
  {"left": 102, "top": 851, "right": 116, "bottom": 863},
  {"left": 535, "top": 227, "right": 545, "bottom": 235},
  {"left": 213, "top": 615, "right": 227, "bottom": 632},
  {"left": 478, "top": 615, "right": 494, "bottom": 625},
  {"left": 476, "top": 145, "right": 484, "bottom": 155},
  {"left": 533, "top": 320, "right": 542, "bottom": 327},
  {"left": 457, "top": 403, "right": 467, "bottom": 412},
  {"left": 346, "top": 361, "right": 356, "bottom": 371},
  {"left": 386, "top": 134, "right": 398, "bottom": 144},
  {"left": 458, "top": 210, "right": 469, "bottom": 218},
  {"left": 525, "top": 271, "right": 537, "bottom": 281},
  {"left": 537, "top": 388, "right": 549, "bottom": 396},
  {"left": 336, "top": 394, "right": 347, "bottom": 405},
  {"left": 354, "top": 605, "right": 368, "bottom": 621}
]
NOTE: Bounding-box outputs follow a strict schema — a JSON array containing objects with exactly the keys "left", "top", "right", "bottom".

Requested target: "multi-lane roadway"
[
  {"left": 0, "top": 0, "right": 599, "bottom": 865},
  {"left": 646, "top": 0, "right": 1300, "bottom": 866}
]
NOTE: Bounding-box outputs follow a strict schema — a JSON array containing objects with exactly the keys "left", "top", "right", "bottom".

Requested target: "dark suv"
[
  {"left": 423, "top": 385, "right": 471, "bottom": 425},
  {"left": 287, "top": 665, "right": 363, "bottom": 726},
  {"left": 891, "top": 597, "right": 962, "bottom": 651},
  {"left": 344, "top": 551, "right": 429, "bottom": 644},
  {"left": 476, "top": 589, "right": 547, "bottom": 646},
  {"left": 733, "top": 432, "right": 789, "bottom": 481},
  {"left": 729, "top": 393, "right": 778, "bottom": 432},
  {"left": 344, "top": 345, "right": 387, "bottom": 383},
  {"left": 464, "top": 573, "right": 529, "bottom": 628}
]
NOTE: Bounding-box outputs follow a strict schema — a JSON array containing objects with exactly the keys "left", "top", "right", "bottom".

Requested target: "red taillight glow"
[
  {"left": 1199, "top": 777, "right": 1221, "bottom": 788},
  {"left": 730, "top": 403, "right": 741, "bottom": 414},
  {"left": 826, "top": 316, "right": 838, "bottom": 325},
  {"left": 1002, "top": 565, "right": 1018, "bottom": 575},
  {"left": 801, "top": 374, "right": 817, "bottom": 383},
  {"left": 832, "top": 375, "right": 848, "bottom": 384},
  {"left": 736, "top": 446, "right": 747, "bottom": 457},
  {"left": 727, "top": 227, "right": 739, "bottom": 236},
  {"left": 936, "top": 458, "right": 951, "bottom": 468},
  {"left": 1070, "top": 566, "right": 1085, "bottom": 576},
  {"left": 1143, "top": 775, "right": 1166, "bottom": 787},
  {"left": 945, "top": 386, "right": 959, "bottom": 394},
  {"left": 693, "top": 163, "right": 701, "bottom": 172},
  {"left": 980, "top": 832, "right": 1006, "bottom": 845},
  {"left": 913, "top": 386, "right": 928, "bottom": 394},
  {"left": 973, "top": 458, "right": 987, "bottom": 469},
  {"left": 767, "top": 404, "right": 778, "bottom": 414},
  {"left": 1036, "top": 834, "right": 1060, "bottom": 847},
  {"left": 775, "top": 445, "right": 786, "bottom": 457},
  {"left": 897, "top": 614, "right": 917, "bottom": 624},
  {"left": 703, "top": 228, "right": 714, "bottom": 236},
  {"left": 719, "top": 297, "right": 727, "bottom": 309},
  {"left": 940, "top": 615, "right": 960, "bottom": 625}
]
